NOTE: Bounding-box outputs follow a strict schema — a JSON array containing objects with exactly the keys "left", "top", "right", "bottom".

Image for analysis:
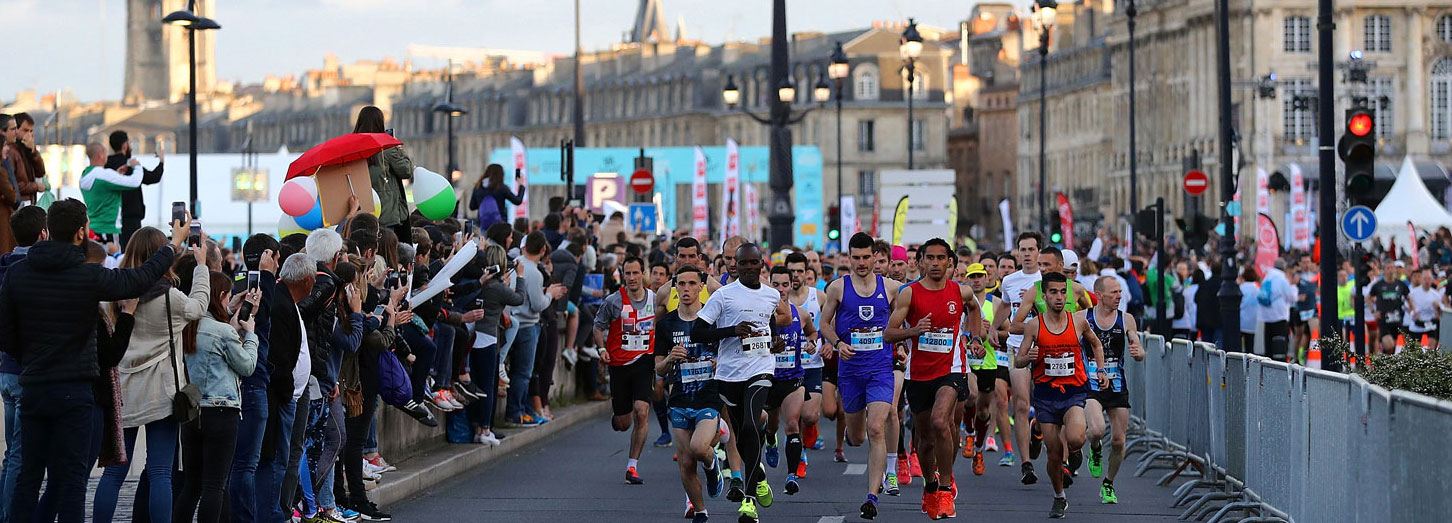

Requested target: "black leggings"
[
  {"left": 719, "top": 375, "right": 773, "bottom": 488},
  {"left": 174, "top": 407, "right": 240, "bottom": 523}
]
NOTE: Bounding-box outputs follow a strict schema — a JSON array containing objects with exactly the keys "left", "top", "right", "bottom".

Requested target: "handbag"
[{"left": 166, "top": 292, "right": 201, "bottom": 424}]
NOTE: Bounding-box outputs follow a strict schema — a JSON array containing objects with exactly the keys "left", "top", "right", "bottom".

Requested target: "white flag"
[
  {"left": 999, "top": 199, "right": 1014, "bottom": 252},
  {"left": 691, "top": 146, "right": 709, "bottom": 238},
  {"left": 721, "top": 138, "right": 741, "bottom": 245},
  {"left": 509, "top": 136, "right": 529, "bottom": 219}
]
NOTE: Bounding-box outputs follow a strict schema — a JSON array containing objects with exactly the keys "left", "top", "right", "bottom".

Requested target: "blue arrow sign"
[
  {"left": 629, "top": 203, "right": 657, "bottom": 233},
  {"left": 1340, "top": 206, "right": 1376, "bottom": 242}
]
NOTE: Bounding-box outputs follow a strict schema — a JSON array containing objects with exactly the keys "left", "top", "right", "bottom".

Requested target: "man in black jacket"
[
  {"left": 0, "top": 198, "right": 183, "bottom": 522},
  {"left": 105, "top": 130, "right": 163, "bottom": 248},
  {"left": 231, "top": 234, "right": 278, "bottom": 523},
  {"left": 258, "top": 252, "right": 313, "bottom": 523}
]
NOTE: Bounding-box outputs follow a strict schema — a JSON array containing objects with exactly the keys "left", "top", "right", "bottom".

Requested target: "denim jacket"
[{"left": 185, "top": 313, "right": 259, "bottom": 409}]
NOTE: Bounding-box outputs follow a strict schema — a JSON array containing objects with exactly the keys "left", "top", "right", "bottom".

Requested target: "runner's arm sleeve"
[{"left": 688, "top": 318, "right": 740, "bottom": 344}]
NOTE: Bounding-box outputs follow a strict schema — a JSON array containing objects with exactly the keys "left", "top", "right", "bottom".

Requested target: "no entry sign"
[
  {"left": 1183, "top": 170, "right": 1209, "bottom": 196},
  {"left": 629, "top": 169, "right": 655, "bottom": 194}
]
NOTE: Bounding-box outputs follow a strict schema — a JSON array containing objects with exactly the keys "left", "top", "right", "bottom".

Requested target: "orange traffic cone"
[
  {"left": 1422, "top": 333, "right": 1431, "bottom": 347},
  {"left": 1396, "top": 334, "right": 1406, "bottom": 353},
  {"left": 1306, "top": 342, "right": 1322, "bottom": 369}
]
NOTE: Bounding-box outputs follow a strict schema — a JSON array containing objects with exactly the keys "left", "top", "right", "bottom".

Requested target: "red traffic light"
[{"left": 1348, "top": 112, "right": 1373, "bottom": 137}]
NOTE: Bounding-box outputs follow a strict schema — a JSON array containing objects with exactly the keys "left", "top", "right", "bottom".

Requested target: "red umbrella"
[{"left": 286, "top": 133, "right": 402, "bottom": 180}]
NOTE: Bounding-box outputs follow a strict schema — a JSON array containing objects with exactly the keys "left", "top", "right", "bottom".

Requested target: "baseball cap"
[
  {"left": 1394, "top": 260, "right": 1406, "bottom": 268},
  {"left": 966, "top": 263, "right": 988, "bottom": 277},
  {"left": 1061, "top": 250, "right": 1080, "bottom": 269},
  {"left": 891, "top": 245, "right": 909, "bottom": 262}
]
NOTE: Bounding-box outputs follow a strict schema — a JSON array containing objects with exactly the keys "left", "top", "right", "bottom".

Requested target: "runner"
[
  {"left": 1369, "top": 261, "right": 1409, "bottom": 354},
  {"left": 1083, "top": 276, "right": 1144, "bottom": 505},
  {"left": 786, "top": 252, "right": 828, "bottom": 470},
  {"left": 691, "top": 243, "right": 786, "bottom": 523},
  {"left": 654, "top": 265, "right": 725, "bottom": 523},
  {"left": 993, "top": 232, "right": 1044, "bottom": 484},
  {"left": 761, "top": 266, "right": 818, "bottom": 496},
  {"left": 656, "top": 237, "right": 724, "bottom": 313},
  {"left": 872, "top": 240, "right": 914, "bottom": 493},
  {"left": 1015, "top": 271, "right": 1108, "bottom": 519},
  {"left": 820, "top": 233, "right": 904, "bottom": 520},
  {"left": 591, "top": 256, "right": 658, "bottom": 485},
  {"left": 1007, "top": 245, "right": 1095, "bottom": 482},
  {"left": 885, "top": 238, "right": 983, "bottom": 520},
  {"left": 964, "top": 262, "right": 1015, "bottom": 474}
]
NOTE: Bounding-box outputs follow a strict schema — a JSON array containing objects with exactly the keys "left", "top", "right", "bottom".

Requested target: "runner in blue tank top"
[
  {"left": 761, "top": 266, "right": 818, "bottom": 497},
  {"left": 820, "top": 233, "right": 905, "bottom": 520}
]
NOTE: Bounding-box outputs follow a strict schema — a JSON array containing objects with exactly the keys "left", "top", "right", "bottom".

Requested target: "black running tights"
[{"left": 720, "top": 375, "right": 772, "bottom": 488}]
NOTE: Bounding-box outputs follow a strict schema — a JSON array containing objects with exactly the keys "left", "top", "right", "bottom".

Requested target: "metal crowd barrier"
[{"left": 1124, "top": 332, "right": 1452, "bottom": 521}]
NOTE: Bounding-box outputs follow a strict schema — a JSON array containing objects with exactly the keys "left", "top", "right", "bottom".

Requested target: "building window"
[
  {"left": 911, "top": 119, "right": 926, "bottom": 151},
  {"left": 1433, "top": 59, "right": 1452, "bottom": 140},
  {"left": 1364, "top": 15, "right": 1392, "bottom": 53},
  {"left": 1440, "top": 15, "right": 1452, "bottom": 43},
  {"left": 1281, "top": 78, "right": 1314, "bottom": 141},
  {"left": 1283, "top": 16, "right": 1312, "bottom": 53},
  {"left": 1369, "top": 77, "right": 1393, "bottom": 139},
  {"left": 858, "top": 170, "right": 877, "bottom": 208},
  {"left": 854, "top": 64, "right": 880, "bottom": 101},
  {"left": 858, "top": 120, "right": 875, "bottom": 152}
]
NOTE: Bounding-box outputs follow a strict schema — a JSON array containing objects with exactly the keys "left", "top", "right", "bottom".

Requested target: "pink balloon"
[{"left": 279, "top": 177, "right": 318, "bottom": 217}]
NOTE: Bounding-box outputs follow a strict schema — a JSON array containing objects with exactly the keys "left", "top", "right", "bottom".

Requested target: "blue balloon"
[{"left": 295, "top": 199, "right": 324, "bottom": 230}]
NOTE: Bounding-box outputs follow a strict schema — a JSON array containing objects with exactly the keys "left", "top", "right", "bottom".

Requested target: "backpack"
[
  {"left": 377, "top": 347, "right": 413, "bottom": 407},
  {"left": 477, "top": 192, "right": 504, "bottom": 231}
]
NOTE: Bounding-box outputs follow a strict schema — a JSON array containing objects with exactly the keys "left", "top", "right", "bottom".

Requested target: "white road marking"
[
  {"left": 843, "top": 464, "right": 866, "bottom": 475},
  {"left": 817, "top": 517, "right": 846, "bottom": 523}
]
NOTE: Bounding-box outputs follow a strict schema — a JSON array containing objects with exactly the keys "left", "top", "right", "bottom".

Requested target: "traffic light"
[
  {"left": 1049, "top": 218, "right": 1063, "bottom": 245},
  {"left": 1176, "top": 212, "right": 1216, "bottom": 253},
  {"left": 827, "top": 204, "right": 841, "bottom": 241},
  {"left": 1338, "top": 103, "right": 1376, "bottom": 205}
]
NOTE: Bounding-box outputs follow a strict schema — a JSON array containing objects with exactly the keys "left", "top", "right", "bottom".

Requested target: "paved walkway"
[{"left": 391, "top": 416, "right": 1188, "bottom": 522}]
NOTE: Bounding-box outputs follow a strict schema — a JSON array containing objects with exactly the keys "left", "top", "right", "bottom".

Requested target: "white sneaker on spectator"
[
  {"left": 579, "top": 346, "right": 601, "bottom": 360},
  {"left": 475, "top": 432, "right": 501, "bottom": 446},
  {"left": 429, "top": 391, "right": 456, "bottom": 412},
  {"left": 366, "top": 455, "right": 396, "bottom": 472},
  {"left": 441, "top": 389, "right": 465, "bottom": 410},
  {"left": 363, "top": 461, "right": 388, "bottom": 477},
  {"left": 498, "top": 364, "right": 511, "bottom": 386},
  {"left": 363, "top": 467, "right": 383, "bottom": 481},
  {"left": 561, "top": 348, "right": 578, "bottom": 367}
]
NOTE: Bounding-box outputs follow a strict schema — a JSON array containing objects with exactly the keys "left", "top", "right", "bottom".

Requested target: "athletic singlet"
[
  {"left": 604, "top": 289, "right": 657, "bottom": 367},
  {"left": 1031, "top": 312, "right": 1088, "bottom": 391},
  {"left": 794, "top": 288, "right": 825, "bottom": 369},
  {"left": 773, "top": 305, "right": 806, "bottom": 380},
  {"left": 1000, "top": 270, "right": 1041, "bottom": 349},
  {"left": 903, "top": 280, "right": 965, "bottom": 381},
  {"left": 966, "top": 294, "right": 1005, "bottom": 370},
  {"left": 666, "top": 285, "right": 711, "bottom": 313},
  {"left": 836, "top": 274, "right": 892, "bottom": 377},
  {"left": 1086, "top": 311, "right": 1126, "bottom": 393}
]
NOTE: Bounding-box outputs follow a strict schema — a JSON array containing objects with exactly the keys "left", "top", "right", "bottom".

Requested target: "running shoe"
[
  {"left": 754, "top": 479, "right": 774, "bottom": 508},
  {"left": 366, "top": 455, "right": 396, "bottom": 472},
  {"left": 655, "top": 433, "right": 673, "bottom": 447},
  {"left": 692, "top": 513, "right": 709, "bottom": 523},
  {"left": 427, "top": 391, "right": 455, "bottom": 412},
  {"left": 1100, "top": 480, "right": 1119, "bottom": 504},
  {"left": 1020, "top": 461, "right": 1038, "bottom": 485},
  {"left": 726, "top": 478, "right": 746, "bottom": 502},
  {"left": 323, "top": 508, "right": 357, "bottom": 523},
  {"left": 896, "top": 457, "right": 910, "bottom": 484},
  {"left": 528, "top": 410, "right": 550, "bottom": 424},
  {"left": 999, "top": 451, "right": 1015, "bottom": 467},
  {"left": 363, "top": 460, "right": 388, "bottom": 477},
  {"left": 362, "top": 466, "right": 382, "bottom": 481},
  {"left": 738, "top": 498, "right": 758, "bottom": 523},
  {"left": 1050, "top": 496, "right": 1069, "bottom": 519},
  {"left": 784, "top": 474, "right": 800, "bottom": 495},
  {"left": 351, "top": 501, "right": 392, "bottom": 522},
  {"left": 921, "top": 488, "right": 939, "bottom": 515},
  {"left": 972, "top": 452, "right": 985, "bottom": 476},
  {"left": 300, "top": 512, "right": 329, "bottom": 523},
  {"left": 939, "top": 486, "right": 958, "bottom": 519},
  {"left": 450, "top": 383, "right": 481, "bottom": 402},
  {"left": 1062, "top": 466, "right": 1075, "bottom": 488},
  {"left": 1088, "top": 445, "right": 1103, "bottom": 478},
  {"left": 625, "top": 466, "right": 644, "bottom": 485},
  {"left": 398, "top": 400, "right": 439, "bottom": 427},
  {"left": 475, "top": 432, "right": 501, "bottom": 446},
  {"left": 962, "top": 435, "right": 975, "bottom": 458},
  {"left": 339, "top": 509, "right": 362, "bottom": 522},
  {"left": 1029, "top": 421, "right": 1043, "bottom": 460},
  {"left": 705, "top": 458, "right": 723, "bottom": 498},
  {"left": 797, "top": 452, "right": 808, "bottom": 478},
  {"left": 860, "top": 494, "right": 879, "bottom": 520},
  {"left": 1068, "top": 448, "right": 1083, "bottom": 474},
  {"left": 834, "top": 449, "right": 848, "bottom": 463},
  {"left": 909, "top": 452, "right": 923, "bottom": 478},
  {"left": 764, "top": 441, "right": 779, "bottom": 468},
  {"left": 883, "top": 473, "right": 901, "bottom": 496},
  {"left": 441, "top": 389, "right": 467, "bottom": 408},
  {"left": 985, "top": 436, "right": 999, "bottom": 452},
  {"left": 684, "top": 499, "right": 697, "bottom": 519},
  {"left": 811, "top": 436, "right": 825, "bottom": 450},
  {"left": 949, "top": 480, "right": 957, "bottom": 501}
]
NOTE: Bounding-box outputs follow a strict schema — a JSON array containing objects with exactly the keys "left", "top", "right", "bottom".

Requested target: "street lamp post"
[
  {"left": 433, "top": 64, "right": 468, "bottom": 186},
  {"left": 1033, "top": 1, "right": 1057, "bottom": 232},
  {"left": 1213, "top": 0, "right": 1243, "bottom": 351},
  {"left": 720, "top": 0, "right": 822, "bottom": 249},
  {"left": 900, "top": 20, "right": 923, "bottom": 170},
  {"left": 828, "top": 42, "right": 850, "bottom": 245},
  {"left": 1127, "top": 0, "right": 1139, "bottom": 216},
  {"left": 162, "top": 2, "right": 219, "bottom": 218}
]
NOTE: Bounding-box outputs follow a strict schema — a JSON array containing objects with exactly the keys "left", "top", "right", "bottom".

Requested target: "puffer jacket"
[
  {"left": 186, "top": 312, "right": 258, "bottom": 409},
  {"left": 367, "top": 146, "right": 413, "bottom": 228},
  {"left": 117, "top": 263, "right": 209, "bottom": 428}
]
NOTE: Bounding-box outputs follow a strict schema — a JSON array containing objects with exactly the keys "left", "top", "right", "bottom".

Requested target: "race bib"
[
  {"left": 623, "top": 334, "right": 651, "bottom": 352},
  {"left": 1299, "top": 310, "right": 1314, "bottom": 321},
  {"left": 1103, "top": 361, "right": 1123, "bottom": 392},
  {"left": 775, "top": 352, "right": 797, "bottom": 369},
  {"left": 850, "top": 329, "right": 884, "bottom": 352},
  {"left": 995, "top": 349, "right": 1012, "bottom": 367},
  {"left": 1044, "top": 354, "right": 1076, "bottom": 377},
  {"left": 742, "top": 335, "right": 773, "bottom": 357},
  {"left": 918, "top": 329, "right": 955, "bottom": 354},
  {"left": 680, "top": 361, "right": 713, "bottom": 383}
]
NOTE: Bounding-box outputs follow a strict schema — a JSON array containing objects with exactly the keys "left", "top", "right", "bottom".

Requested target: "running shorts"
[
  {"left": 1031, "top": 383, "right": 1087, "bottom": 425},
  {"left": 973, "top": 367, "right": 1010, "bottom": 394},
  {"left": 766, "top": 377, "right": 806, "bottom": 411},
  {"left": 608, "top": 358, "right": 655, "bottom": 416},
  {"left": 904, "top": 373, "right": 966, "bottom": 414},
  {"left": 838, "top": 368, "right": 895, "bottom": 414},
  {"left": 668, "top": 407, "right": 721, "bottom": 431},
  {"left": 804, "top": 367, "right": 824, "bottom": 395},
  {"left": 1089, "top": 389, "right": 1131, "bottom": 411}
]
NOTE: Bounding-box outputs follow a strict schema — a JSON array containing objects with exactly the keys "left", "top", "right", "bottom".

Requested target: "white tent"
[{"left": 1373, "top": 156, "right": 1452, "bottom": 249}]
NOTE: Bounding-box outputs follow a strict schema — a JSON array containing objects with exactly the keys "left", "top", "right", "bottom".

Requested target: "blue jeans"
[
  {"left": 499, "top": 321, "right": 521, "bottom": 367},
  {"left": 468, "top": 344, "right": 500, "bottom": 430},
  {"left": 506, "top": 324, "right": 541, "bottom": 420},
  {"left": 257, "top": 398, "right": 296, "bottom": 523},
  {"left": 432, "top": 323, "right": 457, "bottom": 386},
  {"left": 229, "top": 383, "right": 268, "bottom": 523},
  {"left": 0, "top": 373, "right": 21, "bottom": 523},
  {"left": 94, "top": 418, "right": 179, "bottom": 523},
  {"left": 10, "top": 381, "right": 92, "bottom": 523}
]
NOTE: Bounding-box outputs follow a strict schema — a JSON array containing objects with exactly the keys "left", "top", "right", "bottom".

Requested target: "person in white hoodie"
[{"left": 1257, "top": 259, "right": 1296, "bottom": 360}]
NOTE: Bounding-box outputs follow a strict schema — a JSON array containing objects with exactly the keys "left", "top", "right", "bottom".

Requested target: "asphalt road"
[{"left": 392, "top": 413, "right": 1190, "bottom": 522}]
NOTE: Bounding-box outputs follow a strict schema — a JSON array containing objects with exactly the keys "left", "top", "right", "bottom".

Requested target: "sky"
[{"left": 3, "top": 0, "right": 993, "bottom": 103}]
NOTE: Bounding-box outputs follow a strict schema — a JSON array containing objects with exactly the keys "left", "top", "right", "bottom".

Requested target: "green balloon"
[{"left": 416, "top": 186, "right": 456, "bottom": 220}]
